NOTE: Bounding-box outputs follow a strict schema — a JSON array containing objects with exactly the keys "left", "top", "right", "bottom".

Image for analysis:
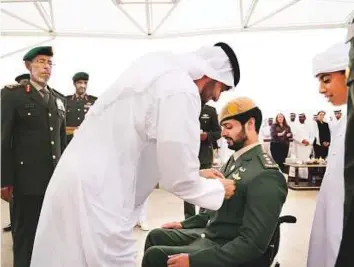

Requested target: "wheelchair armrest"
[{"left": 278, "top": 215, "right": 297, "bottom": 224}]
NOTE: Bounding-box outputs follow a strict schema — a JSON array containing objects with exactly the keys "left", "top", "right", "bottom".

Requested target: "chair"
[
  {"left": 266, "top": 215, "right": 297, "bottom": 267},
  {"left": 237, "top": 215, "right": 297, "bottom": 267}
]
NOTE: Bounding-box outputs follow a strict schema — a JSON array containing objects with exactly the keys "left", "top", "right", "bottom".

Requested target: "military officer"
[
  {"left": 2, "top": 73, "right": 31, "bottom": 234},
  {"left": 335, "top": 18, "right": 354, "bottom": 267},
  {"left": 0, "top": 46, "right": 66, "bottom": 267},
  {"left": 15, "top": 73, "right": 30, "bottom": 85},
  {"left": 184, "top": 104, "right": 221, "bottom": 219},
  {"left": 142, "top": 97, "right": 288, "bottom": 267},
  {"left": 65, "top": 72, "right": 97, "bottom": 143}
]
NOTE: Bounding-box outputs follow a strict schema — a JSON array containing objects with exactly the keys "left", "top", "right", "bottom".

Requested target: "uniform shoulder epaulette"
[
  {"left": 89, "top": 95, "right": 98, "bottom": 100},
  {"left": 4, "top": 84, "right": 22, "bottom": 90},
  {"left": 258, "top": 153, "right": 279, "bottom": 169}
]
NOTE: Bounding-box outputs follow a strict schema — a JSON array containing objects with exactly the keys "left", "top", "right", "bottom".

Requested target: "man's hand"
[
  {"left": 167, "top": 253, "right": 190, "bottom": 267},
  {"left": 1, "top": 186, "right": 13, "bottom": 202},
  {"left": 219, "top": 179, "right": 236, "bottom": 199},
  {"left": 323, "top": 142, "right": 330, "bottom": 147},
  {"left": 200, "top": 132, "right": 208, "bottom": 141},
  {"left": 199, "top": 168, "right": 225, "bottom": 179},
  {"left": 161, "top": 222, "right": 183, "bottom": 229},
  {"left": 302, "top": 139, "right": 310, "bottom": 146}
]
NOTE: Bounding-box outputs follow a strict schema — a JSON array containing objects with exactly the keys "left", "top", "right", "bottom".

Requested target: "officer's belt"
[{"left": 66, "top": 126, "right": 77, "bottom": 135}]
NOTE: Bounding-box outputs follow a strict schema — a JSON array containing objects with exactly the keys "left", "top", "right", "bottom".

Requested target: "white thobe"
[
  {"left": 307, "top": 114, "right": 346, "bottom": 267},
  {"left": 30, "top": 52, "right": 225, "bottom": 267},
  {"left": 259, "top": 124, "right": 272, "bottom": 157},
  {"left": 288, "top": 121, "right": 297, "bottom": 158},
  {"left": 292, "top": 122, "right": 315, "bottom": 178},
  {"left": 138, "top": 198, "right": 149, "bottom": 224}
]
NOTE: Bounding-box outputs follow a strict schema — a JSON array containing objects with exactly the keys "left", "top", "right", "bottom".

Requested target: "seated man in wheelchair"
[{"left": 142, "top": 97, "right": 288, "bottom": 267}]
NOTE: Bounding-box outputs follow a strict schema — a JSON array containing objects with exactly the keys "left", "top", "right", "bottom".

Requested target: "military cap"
[
  {"left": 23, "top": 46, "right": 53, "bottom": 61},
  {"left": 334, "top": 110, "right": 342, "bottom": 113},
  {"left": 219, "top": 96, "right": 262, "bottom": 131},
  {"left": 214, "top": 42, "right": 240, "bottom": 87},
  {"left": 72, "top": 72, "right": 89, "bottom": 82},
  {"left": 15, "top": 73, "right": 30, "bottom": 83}
]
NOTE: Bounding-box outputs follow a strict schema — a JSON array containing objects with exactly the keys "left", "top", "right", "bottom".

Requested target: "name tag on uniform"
[
  {"left": 201, "top": 114, "right": 210, "bottom": 119},
  {"left": 56, "top": 98, "right": 65, "bottom": 112}
]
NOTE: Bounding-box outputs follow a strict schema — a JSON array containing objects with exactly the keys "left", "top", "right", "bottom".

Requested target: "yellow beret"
[{"left": 219, "top": 97, "right": 257, "bottom": 123}]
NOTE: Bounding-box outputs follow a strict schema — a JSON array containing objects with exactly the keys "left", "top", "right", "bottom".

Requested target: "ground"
[{"left": 1, "top": 188, "right": 317, "bottom": 266}]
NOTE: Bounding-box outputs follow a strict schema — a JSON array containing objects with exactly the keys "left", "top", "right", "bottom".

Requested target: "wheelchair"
[
  {"left": 239, "top": 215, "right": 297, "bottom": 267},
  {"left": 266, "top": 215, "right": 297, "bottom": 267}
]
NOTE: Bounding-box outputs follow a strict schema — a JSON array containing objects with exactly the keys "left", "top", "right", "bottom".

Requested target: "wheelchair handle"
[{"left": 279, "top": 215, "right": 297, "bottom": 224}]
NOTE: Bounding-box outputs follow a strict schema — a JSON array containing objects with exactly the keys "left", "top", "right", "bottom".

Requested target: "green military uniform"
[
  {"left": 65, "top": 72, "right": 97, "bottom": 143},
  {"left": 143, "top": 145, "right": 288, "bottom": 267},
  {"left": 184, "top": 104, "right": 222, "bottom": 219},
  {"left": 1, "top": 46, "right": 67, "bottom": 267},
  {"left": 3, "top": 73, "right": 32, "bottom": 234},
  {"left": 335, "top": 18, "right": 354, "bottom": 267}
]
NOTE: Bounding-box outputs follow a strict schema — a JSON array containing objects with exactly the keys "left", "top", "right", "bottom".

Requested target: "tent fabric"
[{"left": 1, "top": 0, "right": 353, "bottom": 39}]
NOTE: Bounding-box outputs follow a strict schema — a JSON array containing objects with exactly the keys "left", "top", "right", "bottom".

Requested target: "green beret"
[
  {"left": 15, "top": 74, "right": 30, "bottom": 83},
  {"left": 23, "top": 46, "right": 53, "bottom": 61},
  {"left": 72, "top": 72, "right": 89, "bottom": 82}
]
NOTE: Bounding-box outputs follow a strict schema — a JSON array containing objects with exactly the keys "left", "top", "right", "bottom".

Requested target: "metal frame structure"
[{"left": 1, "top": 0, "right": 353, "bottom": 40}]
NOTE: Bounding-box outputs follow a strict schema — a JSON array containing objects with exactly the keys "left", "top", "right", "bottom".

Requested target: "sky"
[{"left": 0, "top": 28, "right": 348, "bottom": 119}]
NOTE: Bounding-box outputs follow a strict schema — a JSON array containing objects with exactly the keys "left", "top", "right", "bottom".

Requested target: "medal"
[{"left": 232, "top": 173, "right": 241, "bottom": 180}]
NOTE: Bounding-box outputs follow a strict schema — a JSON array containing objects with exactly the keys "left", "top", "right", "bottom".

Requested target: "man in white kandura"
[
  {"left": 307, "top": 42, "right": 349, "bottom": 267},
  {"left": 30, "top": 42, "right": 240, "bottom": 267}
]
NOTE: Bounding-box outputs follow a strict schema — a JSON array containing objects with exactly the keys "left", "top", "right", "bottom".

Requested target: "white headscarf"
[
  {"left": 312, "top": 43, "right": 350, "bottom": 77},
  {"left": 178, "top": 46, "right": 234, "bottom": 87}
]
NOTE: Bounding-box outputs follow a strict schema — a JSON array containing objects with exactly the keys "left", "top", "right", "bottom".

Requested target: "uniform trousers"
[
  {"left": 142, "top": 228, "right": 268, "bottom": 267},
  {"left": 12, "top": 195, "right": 44, "bottom": 267},
  {"left": 184, "top": 163, "right": 211, "bottom": 219}
]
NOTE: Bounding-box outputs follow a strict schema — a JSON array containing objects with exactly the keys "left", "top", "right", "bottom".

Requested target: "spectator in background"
[
  {"left": 270, "top": 113, "right": 292, "bottom": 172},
  {"left": 313, "top": 111, "right": 331, "bottom": 159}
]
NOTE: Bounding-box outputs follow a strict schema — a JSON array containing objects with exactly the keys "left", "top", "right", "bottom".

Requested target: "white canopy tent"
[
  {"left": 0, "top": 0, "right": 353, "bottom": 114},
  {"left": 1, "top": 0, "right": 354, "bottom": 41}
]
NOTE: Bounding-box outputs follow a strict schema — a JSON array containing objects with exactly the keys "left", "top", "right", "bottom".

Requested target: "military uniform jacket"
[
  {"left": 65, "top": 94, "right": 97, "bottom": 133},
  {"left": 181, "top": 145, "right": 288, "bottom": 267},
  {"left": 1, "top": 83, "right": 67, "bottom": 195},
  {"left": 199, "top": 105, "right": 221, "bottom": 165}
]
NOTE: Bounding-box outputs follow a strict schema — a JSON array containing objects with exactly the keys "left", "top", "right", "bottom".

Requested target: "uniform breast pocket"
[{"left": 18, "top": 107, "right": 41, "bottom": 119}]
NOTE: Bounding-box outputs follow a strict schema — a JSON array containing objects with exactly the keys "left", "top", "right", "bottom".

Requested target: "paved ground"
[{"left": 1, "top": 188, "right": 317, "bottom": 266}]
